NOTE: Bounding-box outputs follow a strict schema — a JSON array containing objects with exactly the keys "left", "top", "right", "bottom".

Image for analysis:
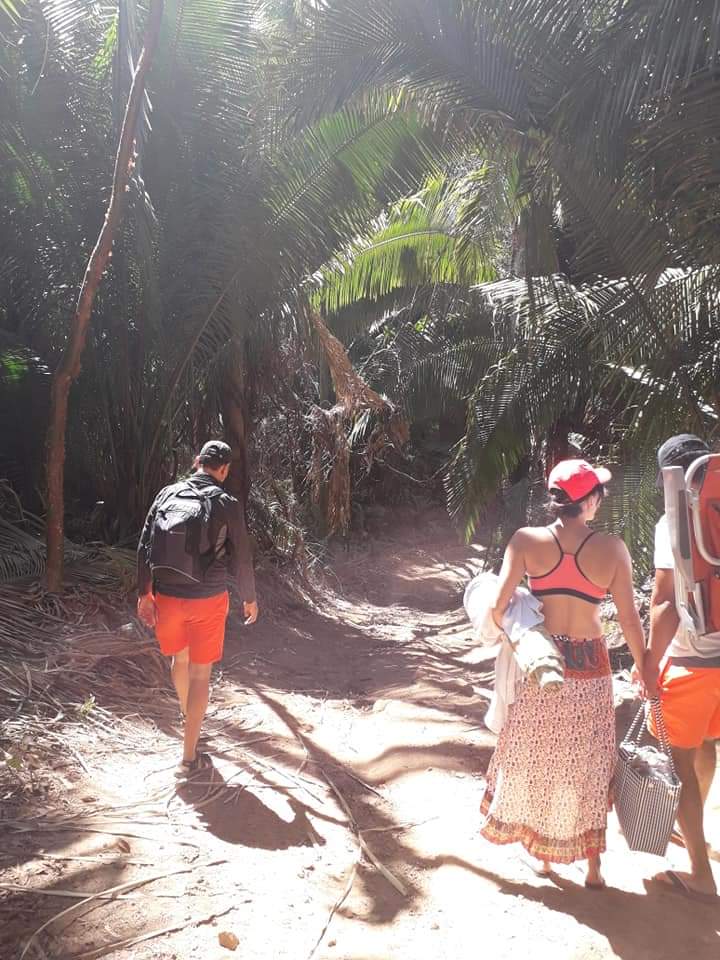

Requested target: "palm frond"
[
  {"left": 587, "top": 0, "right": 720, "bottom": 146},
  {"left": 443, "top": 263, "right": 720, "bottom": 540},
  {"left": 402, "top": 336, "right": 502, "bottom": 421},
  {"left": 0, "top": 514, "right": 48, "bottom": 581},
  {"left": 0, "top": 0, "right": 22, "bottom": 26},
  {"left": 551, "top": 144, "right": 676, "bottom": 283},
  {"left": 596, "top": 455, "right": 662, "bottom": 580},
  {"left": 315, "top": 174, "right": 498, "bottom": 317},
  {"left": 286, "top": 0, "right": 534, "bottom": 126}
]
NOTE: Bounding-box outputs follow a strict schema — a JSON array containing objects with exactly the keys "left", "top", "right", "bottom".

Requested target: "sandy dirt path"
[{"left": 2, "top": 507, "right": 719, "bottom": 959}]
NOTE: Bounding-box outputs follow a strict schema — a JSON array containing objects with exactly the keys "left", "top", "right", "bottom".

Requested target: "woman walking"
[{"left": 480, "top": 459, "right": 645, "bottom": 887}]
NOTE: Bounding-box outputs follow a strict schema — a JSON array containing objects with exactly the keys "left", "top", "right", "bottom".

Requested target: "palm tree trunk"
[{"left": 44, "top": 0, "right": 164, "bottom": 592}]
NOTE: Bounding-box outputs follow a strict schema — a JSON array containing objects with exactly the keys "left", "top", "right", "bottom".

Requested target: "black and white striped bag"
[{"left": 613, "top": 700, "right": 681, "bottom": 857}]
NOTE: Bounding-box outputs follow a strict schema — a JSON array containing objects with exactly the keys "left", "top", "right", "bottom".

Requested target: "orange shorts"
[
  {"left": 154, "top": 591, "right": 229, "bottom": 664},
  {"left": 649, "top": 660, "right": 720, "bottom": 749}
]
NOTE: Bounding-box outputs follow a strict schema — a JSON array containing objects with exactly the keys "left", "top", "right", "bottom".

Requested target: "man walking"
[
  {"left": 642, "top": 433, "right": 719, "bottom": 901},
  {"left": 137, "top": 440, "right": 258, "bottom": 777}
]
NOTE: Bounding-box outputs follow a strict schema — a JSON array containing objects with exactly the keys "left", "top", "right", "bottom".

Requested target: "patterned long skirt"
[{"left": 480, "top": 635, "right": 615, "bottom": 864}]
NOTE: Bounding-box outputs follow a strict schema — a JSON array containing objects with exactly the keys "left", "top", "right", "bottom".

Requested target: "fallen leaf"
[{"left": 219, "top": 931, "right": 240, "bottom": 951}]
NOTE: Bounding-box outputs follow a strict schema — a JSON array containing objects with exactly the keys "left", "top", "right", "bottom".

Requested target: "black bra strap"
[
  {"left": 546, "top": 526, "right": 563, "bottom": 552},
  {"left": 575, "top": 529, "right": 597, "bottom": 556}
]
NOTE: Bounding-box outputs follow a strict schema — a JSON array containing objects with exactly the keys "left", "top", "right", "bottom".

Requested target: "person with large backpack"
[
  {"left": 642, "top": 433, "right": 719, "bottom": 902},
  {"left": 137, "top": 440, "right": 258, "bottom": 778}
]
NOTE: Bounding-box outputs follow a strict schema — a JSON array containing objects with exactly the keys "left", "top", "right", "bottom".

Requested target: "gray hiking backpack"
[{"left": 148, "top": 480, "right": 225, "bottom": 584}]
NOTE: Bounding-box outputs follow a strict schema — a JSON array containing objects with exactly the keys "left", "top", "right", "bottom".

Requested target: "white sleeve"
[{"left": 653, "top": 515, "right": 674, "bottom": 570}]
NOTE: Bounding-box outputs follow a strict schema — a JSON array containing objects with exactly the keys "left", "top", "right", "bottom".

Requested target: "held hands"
[
  {"left": 137, "top": 593, "right": 157, "bottom": 628},
  {"left": 641, "top": 658, "right": 661, "bottom": 700},
  {"left": 631, "top": 653, "right": 661, "bottom": 700},
  {"left": 243, "top": 600, "right": 259, "bottom": 625}
]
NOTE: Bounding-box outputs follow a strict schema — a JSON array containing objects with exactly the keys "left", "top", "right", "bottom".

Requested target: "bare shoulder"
[
  {"left": 510, "top": 525, "right": 549, "bottom": 547},
  {"left": 590, "top": 530, "right": 628, "bottom": 559}
]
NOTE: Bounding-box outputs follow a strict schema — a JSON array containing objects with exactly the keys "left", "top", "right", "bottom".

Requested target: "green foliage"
[
  {"left": 297, "top": 1, "right": 720, "bottom": 563},
  {"left": 2, "top": 0, "right": 720, "bottom": 575},
  {"left": 0, "top": 0, "right": 22, "bottom": 21},
  {"left": 0, "top": 351, "right": 29, "bottom": 383},
  {"left": 315, "top": 171, "right": 503, "bottom": 318}
]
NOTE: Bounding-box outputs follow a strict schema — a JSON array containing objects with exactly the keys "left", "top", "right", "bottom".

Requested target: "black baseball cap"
[
  {"left": 657, "top": 433, "right": 709, "bottom": 485},
  {"left": 198, "top": 440, "right": 233, "bottom": 465}
]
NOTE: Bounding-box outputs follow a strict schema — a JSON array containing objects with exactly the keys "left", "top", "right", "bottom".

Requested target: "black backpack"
[{"left": 148, "top": 480, "right": 225, "bottom": 584}]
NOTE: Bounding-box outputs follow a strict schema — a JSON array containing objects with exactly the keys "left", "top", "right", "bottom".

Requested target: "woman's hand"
[{"left": 631, "top": 651, "right": 661, "bottom": 699}]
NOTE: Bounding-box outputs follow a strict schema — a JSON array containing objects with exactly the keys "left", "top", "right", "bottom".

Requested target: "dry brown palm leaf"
[
  {"left": 308, "top": 308, "right": 386, "bottom": 417},
  {"left": 306, "top": 309, "right": 409, "bottom": 535},
  {"left": 0, "top": 553, "right": 176, "bottom": 803},
  {"left": 0, "top": 484, "right": 88, "bottom": 584}
]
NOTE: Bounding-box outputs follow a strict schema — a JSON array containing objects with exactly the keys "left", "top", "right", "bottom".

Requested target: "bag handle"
[
  {"left": 624, "top": 699, "right": 678, "bottom": 781},
  {"left": 649, "top": 698, "right": 679, "bottom": 781},
  {"left": 624, "top": 703, "right": 648, "bottom": 744}
]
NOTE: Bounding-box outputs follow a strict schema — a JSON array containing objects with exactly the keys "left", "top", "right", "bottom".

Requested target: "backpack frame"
[{"left": 662, "top": 453, "right": 720, "bottom": 636}]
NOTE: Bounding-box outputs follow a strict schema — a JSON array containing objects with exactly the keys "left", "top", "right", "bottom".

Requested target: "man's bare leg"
[
  {"left": 657, "top": 746, "right": 717, "bottom": 896},
  {"left": 183, "top": 662, "right": 212, "bottom": 764},
  {"left": 672, "top": 739, "right": 716, "bottom": 849},
  {"left": 696, "top": 739, "right": 717, "bottom": 806},
  {"left": 170, "top": 647, "right": 190, "bottom": 716}
]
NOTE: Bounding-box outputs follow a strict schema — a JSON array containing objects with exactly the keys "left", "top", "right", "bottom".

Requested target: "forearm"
[
  {"left": 490, "top": 595, "right": 510, "bottom": 630},
  {"left": 487, "top": 533, "right": 526, "bottom": 631},
  {"left": 647, "top": 600, "right": 679, "bottom": 665},
  {"left": 235, "top": 564, "right": 256, "bottom": 604},
  {"left": 491, "top": 576, "right": 521, "bottom": 630},
  {"left": 137, "top": 551, "right": 153, "bottom": 596},
  {"left": 617, "top": 612, "right": 645, "bottom": 666},
  {"left": 136, "top": 501, "right": 158, "bottom": 596},
  {"left": 226, "top": 504, "right": 256, "bottom": 603}
]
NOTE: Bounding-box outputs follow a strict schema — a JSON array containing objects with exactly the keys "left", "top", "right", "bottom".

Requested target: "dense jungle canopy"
[{"left": 2, "top": 0, "right": 720, "bottom": 584}]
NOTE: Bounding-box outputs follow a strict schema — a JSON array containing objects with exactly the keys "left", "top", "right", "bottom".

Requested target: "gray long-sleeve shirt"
[{"left": 137, "top": 472, "right": 256, "bottom": 602}]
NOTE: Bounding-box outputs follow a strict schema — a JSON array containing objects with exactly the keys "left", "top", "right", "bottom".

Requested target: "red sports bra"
[{"left": 527, "top": 528, "right": 607, "bottom": 605}]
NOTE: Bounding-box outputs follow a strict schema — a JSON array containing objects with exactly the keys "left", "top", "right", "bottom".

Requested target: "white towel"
[{"left": 463, "top": 571, "right": 549, "bottom": 734}]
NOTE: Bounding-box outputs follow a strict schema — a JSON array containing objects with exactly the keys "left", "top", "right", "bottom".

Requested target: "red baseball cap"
[{"left": 547, "top": 459, "right": 612, "bottom": 502}]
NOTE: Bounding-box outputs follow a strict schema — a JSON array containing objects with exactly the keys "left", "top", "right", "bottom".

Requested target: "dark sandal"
[
  {"left": 585, "top": 880, "right": 607, "bottom": 890},
  {"left": 654, "top": 870, "right": 719, "bottom": 904},
  {"left": 175, "top": 752, "right": 212, "bottom": 780}
]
